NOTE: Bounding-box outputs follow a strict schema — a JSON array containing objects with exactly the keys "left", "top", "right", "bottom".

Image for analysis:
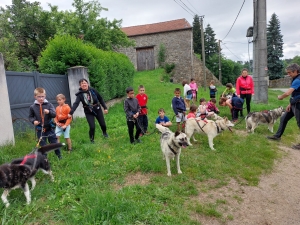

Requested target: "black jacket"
[{"left": 69, "top": 87, "right": 107, "bottom": 115}]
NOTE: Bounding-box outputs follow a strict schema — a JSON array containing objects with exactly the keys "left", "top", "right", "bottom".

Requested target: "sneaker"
[
  {"left": 91, "top": 140, "right": 95, "bottom": 144},
  {"left": 292, "top": 144, "right": 300, "bottom": 150},
  {"left": 135, "top": 139, "right": 142, "bottom": 143},
  {"left": 58, "top": 155, "right": 62, "bottom": 160},
  {"left": 139, "top": 133, "right": 144, "bottom": 137},
  {"left": 267, "top": 135, "right": 281, "bottom": 141},
  {"left": 103, "top": 133, "right": 109, "bottom": 138}
]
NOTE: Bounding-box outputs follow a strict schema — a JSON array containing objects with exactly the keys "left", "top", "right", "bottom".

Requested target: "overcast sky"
[{"left": 1, "top": 0, "right": 300, "bottom": 62}]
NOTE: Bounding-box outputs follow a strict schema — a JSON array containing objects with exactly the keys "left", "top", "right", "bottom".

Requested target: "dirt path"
[{"left": 195, "top": 146, "right": 300, "bottom": 225}]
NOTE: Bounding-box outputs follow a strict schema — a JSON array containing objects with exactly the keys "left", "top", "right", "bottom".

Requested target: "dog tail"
[
  {"left": 156, "top": 124, "right": 170, "bottom": 133},
  {"left": 38, "top": 143, "right": 64, "bottom": 154}
]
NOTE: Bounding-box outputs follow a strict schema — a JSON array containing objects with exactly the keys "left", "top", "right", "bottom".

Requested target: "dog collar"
[
  {"left": 168, "top": 144, "right": 177, "bottom": 155},
  {"left": 20, "top": 154, "right": 37, "bottom": 165}
]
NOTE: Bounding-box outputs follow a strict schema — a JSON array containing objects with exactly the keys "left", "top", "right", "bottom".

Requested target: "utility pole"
[
  {"left": 218, "top": 40, "right": 222, "bottom": 84},
  {"left": 253, "top": 0, "right": 268, "bottom": 103},
  {"left": 200, "top": 16, "right": 206, "bottom": 91}
]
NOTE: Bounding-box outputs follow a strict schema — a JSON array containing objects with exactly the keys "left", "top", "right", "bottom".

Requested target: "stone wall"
[
  {"left": 118, "top": 29, "right": 220, "bottom": 86},
  {"left": 268, "top": 75, "right": 291, "bottom": 88}
]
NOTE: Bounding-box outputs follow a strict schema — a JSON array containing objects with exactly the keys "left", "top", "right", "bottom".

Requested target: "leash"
[{"left": 194, "top": 118, "right": 206, "bottom": 134}]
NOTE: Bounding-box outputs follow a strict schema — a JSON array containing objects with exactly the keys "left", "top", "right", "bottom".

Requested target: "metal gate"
[
  {"left": 136, "top": 47, "right": 155, "bottom": 71},
  {"left": 6, "top": 71, "right": 70, "bottom": 133}
]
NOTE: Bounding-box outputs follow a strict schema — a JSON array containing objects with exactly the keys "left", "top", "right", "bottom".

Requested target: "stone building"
[{"left": 118, "top": 18, "right": 220, "bottom": 86}]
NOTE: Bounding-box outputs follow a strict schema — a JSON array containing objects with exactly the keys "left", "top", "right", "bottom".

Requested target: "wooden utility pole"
[
  {"left": 253, "top": 0, "right": 268, "bottom": 103},
  {"left": 218, "top": 40, "right": 222, "bottom": 84},
  {"left": 200, "top": 16, "right": 206, "bottom": 91}
]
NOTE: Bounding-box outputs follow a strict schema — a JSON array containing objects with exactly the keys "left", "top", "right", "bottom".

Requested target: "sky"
[{"left": 1, "top": 0, "right": 300, "bottom": 62}]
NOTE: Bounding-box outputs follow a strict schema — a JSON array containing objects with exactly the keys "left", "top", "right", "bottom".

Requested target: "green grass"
[{"left": 0, "top": 68, "right": 298, "bottom": 224}]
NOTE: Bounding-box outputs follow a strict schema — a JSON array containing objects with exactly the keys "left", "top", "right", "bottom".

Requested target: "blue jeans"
[
  {"left": 138, "top": 114, "right": 148, "bottom": 134},
  {"left": 36, "top": 128, "right": 61, "bottom": 156}
]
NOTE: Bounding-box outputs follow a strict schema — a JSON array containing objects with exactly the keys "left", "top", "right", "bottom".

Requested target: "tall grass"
[{"left": 0, "top": 69, "right": 298, "bottom": 224}]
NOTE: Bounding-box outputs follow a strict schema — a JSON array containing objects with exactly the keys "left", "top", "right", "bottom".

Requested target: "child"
[
  {"left": 186, "top": 105, "right": 197, "bottom": 119},
  {"left": 196, "top": 98, "right": 214, "bottom": 122},
  {"left": 182, "top": 80, "right": 192, "bottom": 110},
  {"left": 219, "top": 96, "right": 244, "bottom": 122},
  {"left": 136, "top": 85, "right": 148, "bottom": 136},
  {"left": 189, "top": 78, "right": 198, "bottom": 102},
  {"left": 209, "top": 80, "right": 217, "bottom": 98},
  {"left": 155, "top": 108, "right": 172, "bottom": 127},
  {"left": 221, "top": 83, "right": 236, "bottom": 99},
  {"left": 172, "top": 88, "right": 186, "bottom": 132},
  {"left": 54, "top": 94, "right": 72, "bottom": 153},
  {"left": 124, "top": 87, "right": 142, "bottom": 144},
  {"left": 206, "top": 98, "right": 220, "bottom": 114},
  {"left": 28, "top": 87, "right": 62, "bottom": 159}
]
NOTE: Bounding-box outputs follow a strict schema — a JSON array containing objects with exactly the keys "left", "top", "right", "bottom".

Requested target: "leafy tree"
[
  {"left": 267, "top": 13, "right": 284, "bottom": 80},
  {"left": 192, "top": 15, "right": 201, "bottom": 55},
  {"left": 157, "top": 43, "right": 166, "bottom": 67},
  {"left": 2, "top": 0, "right": 57, "bottom": 68}
]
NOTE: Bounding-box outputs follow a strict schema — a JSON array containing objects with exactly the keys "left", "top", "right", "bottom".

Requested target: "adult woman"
[
  {"left": 69, "top": 79, "right": 108, "bottom": 143},
  {"left": 236, "top": 68, "right": 254, "bottom": 116}
]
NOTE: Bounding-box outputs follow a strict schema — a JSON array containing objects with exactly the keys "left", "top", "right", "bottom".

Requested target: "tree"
[
  {"left": 192, "top": 15, "right": 201, "bottom": 55},
  {"left": 204, "top": 24, "right": 218, "bottom": 59},
  {"left": 267, "top": 13, "right": 284, "bottom": 80}
]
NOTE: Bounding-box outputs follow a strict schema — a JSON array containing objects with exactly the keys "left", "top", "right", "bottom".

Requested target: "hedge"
[{"left": 38, "top": 35, "right": 135, "bottom": 101}]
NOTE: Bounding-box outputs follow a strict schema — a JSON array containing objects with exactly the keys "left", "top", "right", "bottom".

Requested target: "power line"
[
  {"left": 173, "top": 0, "right": 195, "bottom": 16},
  {"left": 222, "top": 43, "right": 244, "bottom": 61},
  {"left": 185, "top": 0, "right": 201, "bottom": 16},
  {"left": 222, "top": 0, "right": 245, "bottom": 41}
]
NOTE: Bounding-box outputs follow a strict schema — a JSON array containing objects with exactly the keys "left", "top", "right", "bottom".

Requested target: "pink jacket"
[{"left": 236, "top": 75, "right": 254, "bottom": 95}]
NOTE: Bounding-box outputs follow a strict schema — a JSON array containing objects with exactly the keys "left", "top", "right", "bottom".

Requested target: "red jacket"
[
  {"left": 236, "top": 75, "right": 254, "bottom": 95},
  {"left": 136, "top": 93, "right": 148, "bottom": 115}
]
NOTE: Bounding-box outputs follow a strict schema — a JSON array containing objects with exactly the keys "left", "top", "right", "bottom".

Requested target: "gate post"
[
  {"left": 67, "top": 66, "right": 89, "bottom": 118},
  {"left": 0, "top": 53, "right": 15, "bottom": 145}
]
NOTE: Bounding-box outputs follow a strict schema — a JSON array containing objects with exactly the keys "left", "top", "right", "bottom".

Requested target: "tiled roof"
[{"left": 121, "top": 18, "right": 192, "bottom": 37}]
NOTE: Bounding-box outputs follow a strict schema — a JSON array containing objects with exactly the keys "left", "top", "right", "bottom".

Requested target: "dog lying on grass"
[
  {"left": 0, "top": 143, "right": 63, "bottom": 207},
  {"left": 156, "top": 124, "right": 189, "bottom": 176}
]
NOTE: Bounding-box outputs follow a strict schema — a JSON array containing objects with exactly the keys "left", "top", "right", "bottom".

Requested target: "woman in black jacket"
[{"left": 69, "top": 78, "right": 108, "bottom": 143}]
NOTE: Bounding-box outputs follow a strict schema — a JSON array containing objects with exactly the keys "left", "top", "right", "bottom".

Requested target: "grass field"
[{"left": 0, "top": 68, "right": 298, "bottom": 224}]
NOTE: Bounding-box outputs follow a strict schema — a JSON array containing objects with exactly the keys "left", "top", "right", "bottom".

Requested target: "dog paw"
[
  {"left": 5, "top": 203, "right": 10, "bottom": 208},
  {"left": 167, "top": 172, "right": 171, "bottom": 176},
  {"left": 178, "top": 170, "right": 182, "bottom": 174}
]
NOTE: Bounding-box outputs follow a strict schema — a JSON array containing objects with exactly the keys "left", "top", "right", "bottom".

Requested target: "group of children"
[{"left": 30, "top": 78, "right": 244, "bottom": 152}]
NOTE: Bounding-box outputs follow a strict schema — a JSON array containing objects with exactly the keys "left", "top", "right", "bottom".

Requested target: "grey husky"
[
  {"left": 156, "top": 124, "right": 189, "bottom": 176},
  {"left": 245, "top": 106, "right": 284, "bottom": 133}
]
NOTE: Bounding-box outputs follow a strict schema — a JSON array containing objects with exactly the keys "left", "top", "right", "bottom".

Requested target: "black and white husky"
[
  {"left": 0, "top": 143, "right": 63, "bottom": 207},
  {"left": 156, "top": 124, "right": 189, "bottom": 176}
]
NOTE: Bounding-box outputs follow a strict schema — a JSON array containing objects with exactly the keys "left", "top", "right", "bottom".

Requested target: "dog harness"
[
  {"left": 20, "top": 154, "right": 37, "bottom": 165},
  {"left": 194, "top": 118, "right": 207, "bottom": 133},
  {"left": 168, "top": 140, "right": 180, "bottom": 155}
]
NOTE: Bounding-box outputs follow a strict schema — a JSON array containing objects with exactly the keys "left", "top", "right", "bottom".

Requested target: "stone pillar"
[
  {"left": 0, "top": 53, "right": 15, "bottom": 145},
  {"left": 67, "top": 66, "right": 89, "bottom": 119}
]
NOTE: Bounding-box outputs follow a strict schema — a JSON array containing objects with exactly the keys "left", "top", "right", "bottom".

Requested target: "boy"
[
  {"left": 136, "top": 85, "right": 148, "bottom": 136},
  {"left": 155, "top": 108, "right": 172, "bottom": 127},
  {"left": 124, "top": 87, "right": 142, "bottom": 144},
  {"left": 54, "top": 94, "right": 72, "bottom": 153},
  {"left": 172, "top": 88, "right": 186, "bottom": 132},
  {"left": 29, "top": 87, "right": 62, "bottom": 159}
]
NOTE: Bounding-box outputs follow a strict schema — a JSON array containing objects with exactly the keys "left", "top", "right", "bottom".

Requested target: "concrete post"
[
  {"left": 253, "top": 0, "right": 268, "bottom": 103},
  {"left": 0, "top": 53, "right": 15, "bottom": 145},
  {"left": 67, "top": 66, "right": 89, "bottom": 119}
]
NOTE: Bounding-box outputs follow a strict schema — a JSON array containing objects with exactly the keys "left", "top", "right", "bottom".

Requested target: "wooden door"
[{"left": 136, "top": 47, "right": 155, "bottom": 71}]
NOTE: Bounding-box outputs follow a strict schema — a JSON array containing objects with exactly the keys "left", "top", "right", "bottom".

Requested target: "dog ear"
[{"left": 175, "top": 131, "right": 181, "bottom": 136}]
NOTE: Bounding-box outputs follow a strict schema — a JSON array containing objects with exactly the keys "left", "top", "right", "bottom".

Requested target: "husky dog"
[
  {"left": 156, "top": 124, "right": 189, "bottom": 176},
  {"left": 185, "top": 117, "right": 234, "bottom": 150},
  {"left": 0, "top": 143, "right": 63, "bottom": 207},
  {"left": 245, "top": 106, "right": 284, "bottom": 133}
]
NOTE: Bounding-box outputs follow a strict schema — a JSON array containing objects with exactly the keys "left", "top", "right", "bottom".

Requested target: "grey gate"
[{"left": 6, "top": 71, "right": 70, "bottom": 133}]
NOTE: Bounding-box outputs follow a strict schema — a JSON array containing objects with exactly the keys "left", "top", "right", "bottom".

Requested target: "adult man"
[{"left": 267, "top": 63, "right": 300, "bottom": 150}]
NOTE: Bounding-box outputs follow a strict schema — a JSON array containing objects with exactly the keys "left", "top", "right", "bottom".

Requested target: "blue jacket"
[{"left": 172, "top": 96, "right": 186, "bottom": 115}]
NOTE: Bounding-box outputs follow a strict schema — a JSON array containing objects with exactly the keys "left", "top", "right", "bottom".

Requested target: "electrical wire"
[
  {"left": 185, "top": 0, "right": 202, "bottom": 16},
  {"left": 174, "top": 0, "right": 195, "bottom": 17},
  {"left": 178, "top": 0, "right": 196, "bottom": 15},
  {"left": 222, "top": 0, "right": 245, "bottom": 41},
  {"left": 222, "top": 43, "right": 243, "bottom": 61}
]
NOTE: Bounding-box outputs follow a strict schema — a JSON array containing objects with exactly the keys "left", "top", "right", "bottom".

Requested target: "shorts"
[
  {"left": 186, "top": 94, "right": 192, "bottom": 100},
  {"left": 176, "top": 112, "right": 186, "bottom": 123},
  {"left": 55, "top": 125, "right": 71, "bottom": 138}
]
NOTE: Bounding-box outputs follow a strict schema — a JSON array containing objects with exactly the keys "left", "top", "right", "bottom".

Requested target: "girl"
[
  {"left": 209, "top": 80, "right": 217, "bottom": 98},
  {"left": 197, "top": 98, "right": 214, "bottom": 122},
  {"left": 189, "top": 78, "right": 198, "bottom": 102},
  {"left": 186, "top": 105, "right": 197, "bottom": 119}
]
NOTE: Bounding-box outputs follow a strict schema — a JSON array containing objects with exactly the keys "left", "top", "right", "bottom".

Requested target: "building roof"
[{"left": 121, "top": 18, "right": 192, "bottom": 37}]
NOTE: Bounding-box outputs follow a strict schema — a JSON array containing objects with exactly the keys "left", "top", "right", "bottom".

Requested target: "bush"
[
  {"left": 38, "top": 35, "right": 135, "bottom": 100},
  {"left": 164, "top": 63, "right": 175, "bottom": 74}
]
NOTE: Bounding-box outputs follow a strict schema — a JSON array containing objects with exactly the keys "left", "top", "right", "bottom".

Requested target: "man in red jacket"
[{"left": 236, "top": 68, "right": 254, "bottom": 116}]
